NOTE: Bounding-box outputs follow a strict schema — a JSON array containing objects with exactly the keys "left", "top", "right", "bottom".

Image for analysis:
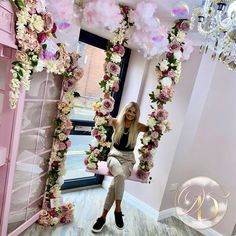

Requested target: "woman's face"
[{"left": 125, "top": 106, "right": 136, "bottom": 121}]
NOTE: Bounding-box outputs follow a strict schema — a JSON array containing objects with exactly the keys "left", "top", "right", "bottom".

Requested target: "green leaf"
[{"left": 42, "top": 44, "right": 47, "bottom": 50}]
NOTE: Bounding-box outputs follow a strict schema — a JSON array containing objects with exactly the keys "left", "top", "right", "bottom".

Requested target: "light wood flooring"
[{"left": 20, "top": 187, "right": 204, "bottom": 236}]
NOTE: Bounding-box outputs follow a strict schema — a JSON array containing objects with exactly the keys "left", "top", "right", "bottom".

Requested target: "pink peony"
[
  {"left": 168, "top": 41, "right": 181, "bottom": 52},
  {"left": 136, "top": 168, "right": 150, "bottom": 180},
  {"left": 66, "top": 140, "right": 71, "bottom": 148},
  {"left": 151, "top": 131, "right": 159, "bottom": 139},
  {"left": 158, "top": 86, "right": 174, "bottom": 103},
  {"left": 91, "top": 128, "right": 99, "bottom": 136},
  {"left": 43, "top": 13, "right": 53, "bottom": 31},
  {"left": 106, "top": 62, "right": 120, "bottom": 75},
  {"left": 122, "top": 5, "right": 130, "bottom": 15}
]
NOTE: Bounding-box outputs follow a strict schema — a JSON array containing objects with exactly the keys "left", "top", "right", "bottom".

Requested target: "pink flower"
[
  {"left": 112, "top": 82, "right": 119, "bottom": 92},
  {"left": 106, "top": 62, "right": 120, "bottom": 75},
  {"left": 52, "top": 23, "right": 57, "bottom": 34},
  {"left": 103, "top": 75, "right": 110, "bottom": 81},
  {"left": 113, "top": 44, "right": 125, "bottom": 56},
  {"left": 122, "top": 5, "right": 130, "bottom": 14},
  {"left": 100, "top": 98, "right": 114, "bottom": 113},
  {"left": 158, "top": 86, "right": 174, "bottom": 103},
  {"left": 167, "top": 70, "right": 176, "bottom": 78},
  {"left": 59, "top": 142, "right": 67, "bottom": 150},
  {"left": 154, "top": 109, "right": 168, "bottom": 121},
  {"left": 169, "top": 41, "right": 181, "bottom": 52},
  {"left": 180, "top": 20, "right": 190, "bottom": 32},
  {"left": 151, "top": 131, "right": 159, "bottom": 139}
]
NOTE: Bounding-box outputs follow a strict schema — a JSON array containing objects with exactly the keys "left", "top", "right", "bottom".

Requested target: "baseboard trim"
[
  {"left": 158, "top": 208, "right": 223, "bottom": 236},
  {"left": 123, "top": 191, "right": 159, "bottom": 221}
]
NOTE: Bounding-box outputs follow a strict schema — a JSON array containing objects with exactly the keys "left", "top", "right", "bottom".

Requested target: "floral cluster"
[
  {"left": 10, "top": 0, "right": 84, "bottom": 226},
  {"left": 137, "top": 19, "right": 191, "bottom": 179},
  {"left": 85, "top": 5, "right": 133, "bottom": 169}
]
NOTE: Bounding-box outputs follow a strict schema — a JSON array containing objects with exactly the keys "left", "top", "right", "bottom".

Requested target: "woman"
[{"left": 92, "top": 101, "right": 148, "bottom": 233}]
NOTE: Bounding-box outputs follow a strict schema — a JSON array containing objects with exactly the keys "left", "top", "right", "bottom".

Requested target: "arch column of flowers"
[
  {"left": 137, "top": 19, "right": 191, "bottom": 179},
  {"left": 9, "top": 0, "right": 84, "bottom": 226}
]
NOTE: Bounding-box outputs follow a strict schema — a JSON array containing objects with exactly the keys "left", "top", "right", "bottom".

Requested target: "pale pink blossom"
[
  {"left": 59, "top": 142, "right": 67, "bottom": 150},
  {"left": 154, "top": 109, "right": 168, "bottom": 121},
  {"left": 112, "top": 44, "right": 125, "bottom": 57},
  {"left": 106, "top": 62, "right": 120, "bottom": 75},
  {"left": 158, "top": 86, "right": 174, "bottom": 103},
  {"left": 100, "top": 98, "right": 115, "bottom": 113}
]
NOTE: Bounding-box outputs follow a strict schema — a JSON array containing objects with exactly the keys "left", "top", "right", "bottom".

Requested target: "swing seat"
[{"left": 86, "top": 161, "right": 150, "bottom": 183}]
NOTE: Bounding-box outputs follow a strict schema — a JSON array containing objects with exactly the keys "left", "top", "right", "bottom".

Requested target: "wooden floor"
[{"left": 20, "top": 187, "right": 204, "bottom": 236}]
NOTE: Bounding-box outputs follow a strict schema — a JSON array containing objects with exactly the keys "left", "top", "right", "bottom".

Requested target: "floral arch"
[{"left": 9, "top": 0, "right": 192, "bottom": 227}]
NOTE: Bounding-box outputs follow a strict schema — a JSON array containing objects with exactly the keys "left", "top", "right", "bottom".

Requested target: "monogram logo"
[{"left": 175, "top": 176, "right": 229, "bottom": 229}]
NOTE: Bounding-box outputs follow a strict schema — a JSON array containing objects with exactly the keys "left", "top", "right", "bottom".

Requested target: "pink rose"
[
  {"left": 52, "top": 23, "right": 57, "bottom": 34},
  {"left": 101, "top": 98, "right": 114, "bottom": 113},
  {"left": 91, "top": 128, "right": 99, "bottom": 136},
  {"left": 169, "top": 41, "right": 181, "bottom": 52},
  {"left": 106, "top": 62, "right": 120, "bottom": 75},
  {"left": 112, "top": 82, "right": 119, "bottom": 92},
  {"left": 158, "top": 86, "right": 174, "bottom": 103},
  {"left": 122, "top": 5, "right": 130, "bottom": 14},
  {"left": 154, "top": 109, "right": 168, "bottom": 121},
  {"left": 167, "top": 70, "right": 176, "bottom": 78},
  {"left": 113, "top": 44, "right": 125, "bottom": 56}
]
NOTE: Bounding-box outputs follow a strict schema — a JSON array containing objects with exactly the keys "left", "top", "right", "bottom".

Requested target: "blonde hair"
[{"left": 112, "top": 102, "right": 140, "bottom": 148}]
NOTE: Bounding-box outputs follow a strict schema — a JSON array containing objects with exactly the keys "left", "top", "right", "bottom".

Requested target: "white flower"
[
  {"left": 176, "top": 31, "right": 185, "bottom": 42},
  {"left": 143, "top": 136, "right": 151, "bottom": 145},
  {"left": 147, "top": 117, "right": 157, "bottom": 130},
  {"left": 110, "top": 53, "right": 122, "bottom": 63},
  {"left": 45, "top": 60, "right": 58, "bottom": 73},
  {"left": 160, "top": 77, "right": 172, "bottom": 87},
  {"left": 34, "top": 59, "right": 45, "bottom": 72},
  {"left": 95, "top": 117, "right": 107, "bottom": 126},
  {"left": 29, "top": 14, "right": 44, "bottom": 33},
  {"left": 159, "top": 60, "right": 169, "bottom": 71},
  {"left": 174, "top": 51, "right": 182, "bottom": 60}
]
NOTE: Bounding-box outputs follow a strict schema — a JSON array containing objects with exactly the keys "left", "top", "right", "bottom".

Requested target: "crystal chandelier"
[{"left": 192, "top": 0, "right": 236, "bottom": 70}]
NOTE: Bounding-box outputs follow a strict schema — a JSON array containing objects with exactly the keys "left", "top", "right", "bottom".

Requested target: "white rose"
[
  {"left": 159, "top": 60, "right": 169, "bottom": 71},
  {"left": 174, "top": 51, "right": 182, "bottom": 60},
  {"left": 176, "top": 31, "right": 185, "bottom": 42},
  {"left": 143, "top": 136, "right": 151, "bottom": 145},
  {"left": 147, "top": 117, "right": 156, "bottom": 130},
  {"left": 160, "top": 77, "right": 172, "bottom": 87}
]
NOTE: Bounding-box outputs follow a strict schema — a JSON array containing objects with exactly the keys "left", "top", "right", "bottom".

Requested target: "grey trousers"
[{"left": 104, "top": 147, "right": 135, "bottom": 211}]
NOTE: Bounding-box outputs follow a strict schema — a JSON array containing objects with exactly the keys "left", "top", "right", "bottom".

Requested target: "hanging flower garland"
[
  {"left": 85, "top": 5, "right": 133, "bottom": 169},
  {"left": 10, "top": 0, "right": 84, "bottom": 226},
  {"left": 136, "top": 19, "right": 191, "bottom": 180}
]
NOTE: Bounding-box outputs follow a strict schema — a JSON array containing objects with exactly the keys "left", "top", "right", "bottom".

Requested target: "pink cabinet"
[{"left": 0, "top": 2, "right": 16, "bottom": 235}]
